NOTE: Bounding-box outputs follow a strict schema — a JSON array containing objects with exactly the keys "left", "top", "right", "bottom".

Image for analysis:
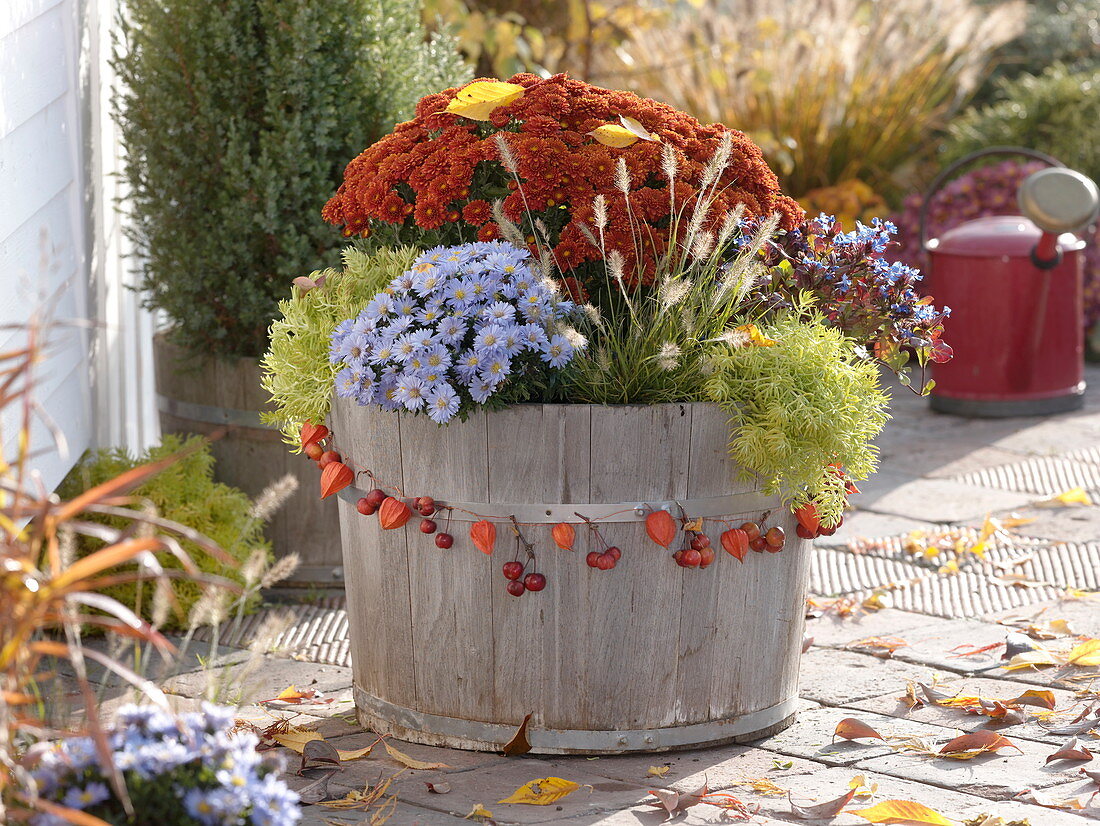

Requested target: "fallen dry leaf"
[
  {"left": 645, "top": 781, "right": 712, "bottom": 819},
  {"left": 271, "top": 729, "right": 376, "bottom": 762},
  {"left": 1066, "top": 638, "right": 1100, "bottom": 667},
  {"left": 849, "top": 773, "right": 879, "bottom": 798},
  {"left": 938, "top": 730, "right": 1022, "bottom": 759},
  {"left": 498, "top": 776, "right": 580, "bottom": 806},
  {"left": 1014, "top": 787, "right": 1091, "bottom": 810},
  {"left": 299, "top": 739, "right": 341, "bottom": 775},
  {"left": 502, "top": 713, "right": 532, "bottom": 756},
  {"left": 464, "top": 803, "right": 494, "bottom": 820},
  {"left": 1045, "top": 736, "right": 1094, "bottom": 763},
  {"left": 847, "top": 799, "right": 955, "bottom": 824},
  {"left": 789, "top": 788, "right": 857, "bottom": 820},
  {"left": 646, "top": 765, "right": 670, "bottom": 778},
  {"left": 383, "top": 741, "right": 450, "bottom": 770},
  {"left": 848, "top": 636, "right": 908, "bottom": 656},
  {"left": 737, "top": 777, "right": 786, "bottom": 796},
  {"left": 297, "top": 770, "right": 339, "bottom": 803},
  {"left": 1034, "top": 487, "right": 1093, "bottom": 507},
  {"left": 1002, "top": 648, "right": 1060, "bottom": 671},
  {"left": 425, "top": 781, "right": 451, "bottom": 794},
  {"left": 261, "top": 685, "right": 335, "bottom": 706},
  {"left": 833, "top": 718, "right": 885, "bottom": 743}
]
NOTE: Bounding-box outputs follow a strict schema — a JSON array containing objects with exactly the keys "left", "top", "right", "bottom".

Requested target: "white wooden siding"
[{"left": 1, "top": 0, "right": 157, "bottom": 493}]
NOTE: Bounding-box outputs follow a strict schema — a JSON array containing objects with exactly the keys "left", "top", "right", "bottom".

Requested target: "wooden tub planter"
[{"left": 329, "top": 398, "right": 811, "bottom": 755}]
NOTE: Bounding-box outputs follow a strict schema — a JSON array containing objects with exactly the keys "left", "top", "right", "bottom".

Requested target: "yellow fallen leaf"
[
  {"left": 383, "top": 741, "right": 450, "bottom": 770},
  {"left": 1003, "top": 648, "right": 1060, "bottom": 670},
  {"left": 498, "top": 776, "right": 580, "bottom": 805},
  {"left": 464, "top": 803, "right": 493, "bottom": 820},
  {"left": 588, "top": 124, "right": 639, "bottom": 148},
  {"left": 848, "top": 799, "right": 955, "bottom": 824},
  {"left": 445, "top": 81, "right": 524, "bottom": 121},
  {"left": 617, "top": 114, "right": 661, "bottom": 142},
  {"left": 1035, "top": 487, "right": 1094, "bottom": 507},
  {"left": 646, "top": 766, "right": 670, "bottom": 778},
  {"left": 740, "top": 777, "right": 785, "bottom": 796},
  {"left": 938, "top": 559, "right": 960, "bottom": 575},
  {"left": 271, "top": 729, "right": 376, "bottom": 762},
  {"left": 1066, "top": 638, "right": 1100, "bottom": 666}
]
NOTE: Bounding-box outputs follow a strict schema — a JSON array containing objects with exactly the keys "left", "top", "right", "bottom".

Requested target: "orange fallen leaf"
[
  {"left": 464, "top": 803, "right": 494, "bottom": 820},
  {"left": 261, "top": 685, "right": 334, "bottom": 705},
  {"left": 938, "top": 730, "right": 1021, "bottom": 759},
  {"left": 833, "top": 718, "right": 885, "bottom": 743},
  {"left": 847, "top": 799, "right": 955, "bottom": 824},
  {"left": 1045, "top": 736, "right": 1094, "bottom": 763}
]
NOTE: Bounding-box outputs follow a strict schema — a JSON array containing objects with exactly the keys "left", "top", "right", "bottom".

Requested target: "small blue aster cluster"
[
  {"left": 30, "top": 704, "right": 299, "bottom": 826},
  {"left": 330, "top": 241, "right": 582, "bottom": 423}
]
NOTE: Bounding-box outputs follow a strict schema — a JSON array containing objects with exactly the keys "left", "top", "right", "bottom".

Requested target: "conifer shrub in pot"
[
  {"left": 112, "top": 0, "right": 469, "bottom": 581},
  {"left": 262, "top": 75, "right": 951, "bottom": 752}
]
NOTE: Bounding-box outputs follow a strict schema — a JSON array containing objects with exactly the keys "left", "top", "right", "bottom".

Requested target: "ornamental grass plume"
[
  {"left": 0, "top": 317, "right": 241, "bottom": 824},
  {"left": 322, "top": 73, "right": 803, "bottom": 292},
  {"left": 591, "top": 0, "right": 1025, "bottom": 198}
]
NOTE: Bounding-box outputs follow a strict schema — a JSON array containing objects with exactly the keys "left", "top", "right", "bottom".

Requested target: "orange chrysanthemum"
[{"left": 323, "top": 73, "right": 802, "bottom": 287}]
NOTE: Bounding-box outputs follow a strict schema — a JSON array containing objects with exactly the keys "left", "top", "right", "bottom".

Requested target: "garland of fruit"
[{"left": 299, "top": 420, "right": 852, "bottom": 598}]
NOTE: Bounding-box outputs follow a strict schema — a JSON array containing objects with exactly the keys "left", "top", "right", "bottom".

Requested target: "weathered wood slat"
[
  {"left": 399, "top": 411, "right": 495, "bottom": 721},
  {"left": 333, "top": 400, "right": 811, "bottom": 753},
  {"left": 331, "top": 399, "right": 417, "bottom": 707}
]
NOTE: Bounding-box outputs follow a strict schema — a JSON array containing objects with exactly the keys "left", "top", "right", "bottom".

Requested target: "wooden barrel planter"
[
  {"left": 329, "top": 398, "right": 812, "bottom": 755},
  {"left": 154, "top": 335, "right": 343, "bottom": 585}
]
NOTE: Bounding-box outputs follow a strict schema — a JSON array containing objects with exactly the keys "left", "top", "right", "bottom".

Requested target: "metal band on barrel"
[
  {"left": 353, "top": 685, "right": 798, "bottom": 753},
  {"left": 157, "top": 395, "right": 276, "bottom": 430},
  {"left": 336, "top": 487, "right": 778, "bottom": 522}
]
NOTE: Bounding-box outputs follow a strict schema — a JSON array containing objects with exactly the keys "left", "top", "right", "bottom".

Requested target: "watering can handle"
[{"left": 918, "top": 146, "right": 1064, "bottom": 249}]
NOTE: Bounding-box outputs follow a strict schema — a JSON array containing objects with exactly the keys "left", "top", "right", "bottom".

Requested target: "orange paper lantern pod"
[
  {"left": 378, "top": 497, "right": 412, "bottom": 530},
  {"left": 300, "top": 421, "right": 329, "bottom": 448},
  {"left": 794, "top": 503, "right": 820, "bottom": 535},
  {"left": 551, "top": 522, "right": 576, "bottom": 550},
  {"left": 320, "top": 462, "right": 353, "bottom": 499},
  {"left": 720, "top": 528, "right": 749, "bottom": 561},
  {"left": 645, "top": 510, "right": 677, "bottom": 548},
  {"left": 470, "top": 520, "right": 497, "bottom": 554}
]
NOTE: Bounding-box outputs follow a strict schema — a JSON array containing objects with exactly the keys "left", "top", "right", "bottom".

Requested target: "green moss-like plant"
[
  {"left": 58, "top": 436, "right": 270, "bottom": 630},
  {"left": 261, "top": 246, "right": 419, "bottom": 443},
  {"left": 112, "top": 0, "right": 470, "bottom": 358},
  {"left": 704, "top": 311, "right": 889, "bottom": 526}
]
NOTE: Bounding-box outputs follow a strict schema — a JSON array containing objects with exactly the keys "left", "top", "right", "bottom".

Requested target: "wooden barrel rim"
[{"left": 354, "top": 685, "right": 799, "bottom": 754}]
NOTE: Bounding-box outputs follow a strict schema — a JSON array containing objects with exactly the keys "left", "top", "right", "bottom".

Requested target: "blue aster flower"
[
  {"left": 468, "top": 377, "right": 496, "bottom": 403},
  {"left": 62, "top": 782, "right": 110, "bottom": 810},
  {"left": 425, "top": 384, "right": 461, "bottom": 424},
  {"left": 473, "top": 323, "right": 507, "bottom": 355},
  {"left": 455, "top": 349, "right": 482, "bottom": 383},
  {"left": 363, "top": 293, "right": 395, "bottom": 320},
  {"left": 394, "top": 373, "right": 428, "bottom": 410},
  {"left": 435, "top": 316, "right": 467, "bottom": 346},
  {"left": 540, "top": 334, "right": 573, "bottom": 368}
]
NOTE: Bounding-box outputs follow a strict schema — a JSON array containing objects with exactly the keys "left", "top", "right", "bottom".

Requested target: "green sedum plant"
[
  {"left": 112, "top": 0, "right": 469, "bottom": 357},
  {"left": 704, "top": 310, "right": 889, "bottom": 526},
  {"left": 58, "top": 436, "right": 271, "bottom": 630},
  {"left": 261, "top": 246, "right": 419, "bottom": 442}
]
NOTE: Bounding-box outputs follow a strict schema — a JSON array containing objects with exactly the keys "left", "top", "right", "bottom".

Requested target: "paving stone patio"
[{"left": 95, "top": 368, "right": 1100, "bottom": 823}]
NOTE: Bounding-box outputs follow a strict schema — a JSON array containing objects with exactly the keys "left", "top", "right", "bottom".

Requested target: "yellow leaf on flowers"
[
  {"left": 383, "top": 741, "right": 451, "bottom": 770},
  {"left": 464, "top": 803, "right": 493, "bottom": 820},
  {"left": 445, "top": 81, "right": 524, "bottom": 121},
  {"left": 847, "top": 799, "right": 955, "bottom": 824},
  {"left": 588, "top": 124, "right": 639, "bottom": 147},
  {"left": 646, "top": 766, "right": 670, "bottom": 778},
  {"left": 1066, "top": 638, "right": 1100, "bottom": 666},
  {"left": 618, "top": 115, "right": 661, "bottom": 142},
  {"left": 734, "top": 323, "right": 777, "bottom": 347},
  {"left": 498, "top": 776, "right": 580, "bottom": 805}
]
